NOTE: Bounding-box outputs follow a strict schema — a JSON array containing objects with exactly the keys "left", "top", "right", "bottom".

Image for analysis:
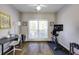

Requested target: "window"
[{"left": 29, "top": 20, "right": 48, "bottom": 39}]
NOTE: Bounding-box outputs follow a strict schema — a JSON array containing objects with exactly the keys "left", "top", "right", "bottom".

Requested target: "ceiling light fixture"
[
  {"left": 36, "top": 5, "right": 41, "bottom": 11},
  {"left": 18, "top": 21, "right": 21, "bottom": 26},
  {"left": 28, "top": 4, "right": 46, "bottom": 11}
]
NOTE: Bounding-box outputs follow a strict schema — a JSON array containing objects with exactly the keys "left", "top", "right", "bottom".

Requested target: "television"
[{"left": 54, "top": 24, "right": 63, "bottom": 31}]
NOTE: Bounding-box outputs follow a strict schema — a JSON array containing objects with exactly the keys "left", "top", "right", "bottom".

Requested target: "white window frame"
[{"left": 28, "top": 20, "right": 48, "bottom": 40}]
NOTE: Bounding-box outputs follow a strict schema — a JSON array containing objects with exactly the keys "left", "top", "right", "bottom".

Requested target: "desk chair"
[{"left": 6, "top": 35, "right": 22, "bottom": 55}]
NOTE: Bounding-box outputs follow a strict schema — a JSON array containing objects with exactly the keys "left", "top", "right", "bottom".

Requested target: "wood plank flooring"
[{"left": 8, "top": 42, "right": 54, "bottom": 55}]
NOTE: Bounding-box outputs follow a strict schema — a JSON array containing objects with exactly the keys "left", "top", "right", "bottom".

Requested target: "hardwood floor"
[{"left": 8, "top": 42, "right": 54, "bottom": 55}]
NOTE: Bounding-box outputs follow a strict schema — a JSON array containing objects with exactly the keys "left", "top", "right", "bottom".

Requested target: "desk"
[{"left": 0, "top": 36, "right": 18, "bottom": 55}]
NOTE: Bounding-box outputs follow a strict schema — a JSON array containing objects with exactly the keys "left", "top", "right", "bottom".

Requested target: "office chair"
[{"left": 6, "top": 35, "right": 22, "bottom": 55}]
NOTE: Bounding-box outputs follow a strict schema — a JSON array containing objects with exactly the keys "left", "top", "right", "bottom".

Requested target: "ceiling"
[{"left": 12, "top": 4, "right": 65, "bottom": 13}]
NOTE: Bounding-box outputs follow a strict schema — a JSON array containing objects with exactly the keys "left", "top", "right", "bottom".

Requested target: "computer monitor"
[{"left": 54, "top": 24, "right": 63, "bottom": 31}]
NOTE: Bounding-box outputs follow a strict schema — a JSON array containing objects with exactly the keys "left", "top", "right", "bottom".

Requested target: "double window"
[{"left": 29, "top": 20, "right": 48, "bottom": 39}]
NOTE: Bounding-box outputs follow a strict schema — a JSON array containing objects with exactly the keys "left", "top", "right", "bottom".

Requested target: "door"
[{"left": 28, "top": 20, "right": 48, "bottom": 41}]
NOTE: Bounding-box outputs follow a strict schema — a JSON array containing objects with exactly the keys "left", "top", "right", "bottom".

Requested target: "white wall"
[
  {"left": 57, "top": 5, "right": 79, "bottom": 52},
  {"left": 0, "top": 4, "right": 20, "bottom": 54},
  {"left": 0, "top": 4, "right": 20, "bottom": 38},
  {"left": 20, "top": 12, "right": 56, "bottom": 41}
]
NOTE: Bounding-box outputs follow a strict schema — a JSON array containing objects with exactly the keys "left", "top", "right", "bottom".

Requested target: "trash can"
[{"left": 21, "top": 34, "right": 26, "bottom": 42}]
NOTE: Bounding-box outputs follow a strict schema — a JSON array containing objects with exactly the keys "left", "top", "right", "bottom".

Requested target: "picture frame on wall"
[
  {"left": 0, "top": 12, "right": 11, "bottom": 29},
  {"left": 50, "top": 22, "right": 54, "bottom": 26},
  {"left": 22, "top": 21, "right": 27, "bottom": 26}
]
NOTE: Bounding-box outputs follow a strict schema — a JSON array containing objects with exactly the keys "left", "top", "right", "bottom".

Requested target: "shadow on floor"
[{"left": 48, "top": 41, "right": 69, "bottom": 55}]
